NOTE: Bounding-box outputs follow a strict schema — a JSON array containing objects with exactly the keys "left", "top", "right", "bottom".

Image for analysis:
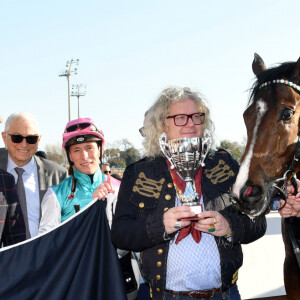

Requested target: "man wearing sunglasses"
[
  {"left": 0, "top": 112, "right": 68, "bottom": 239},
  {"left": 101, "top": 163, "right": 111, "bottom": 175},
  {"left": 0, "top": 116, "right": 26, "bottom": 247}
]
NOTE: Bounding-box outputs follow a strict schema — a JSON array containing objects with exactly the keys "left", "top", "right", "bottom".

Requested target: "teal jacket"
[{"left": 52, "top": 168, "right": 105, "bottom": 222}]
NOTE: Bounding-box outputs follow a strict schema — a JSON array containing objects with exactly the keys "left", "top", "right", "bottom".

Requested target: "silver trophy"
[{"left": 159, "top": 130, "right": 212, "bottom": 217}]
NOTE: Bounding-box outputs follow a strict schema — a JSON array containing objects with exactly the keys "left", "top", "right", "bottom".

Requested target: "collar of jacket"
[{"left": 74, "top": 167, "right": 104, "bottom": 188}]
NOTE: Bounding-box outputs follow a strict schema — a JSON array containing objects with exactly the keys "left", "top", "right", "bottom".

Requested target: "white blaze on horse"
[{"left": 231, "top": 53, "right": 300, "bottom": 300}]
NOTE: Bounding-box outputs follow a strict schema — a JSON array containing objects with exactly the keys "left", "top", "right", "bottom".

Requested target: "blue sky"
[{"left": 1, "top": 0, "right": 299, "bottom": 151}]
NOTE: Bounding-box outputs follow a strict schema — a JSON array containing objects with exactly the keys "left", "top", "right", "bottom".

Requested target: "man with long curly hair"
[{"left": 112, "top": 87, "right": 266, "bottom": 300}]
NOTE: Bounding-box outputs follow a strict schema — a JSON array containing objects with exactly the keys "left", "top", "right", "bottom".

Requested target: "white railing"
[{"left": 238, "top": 212, "right": 286, "bottom": 299}]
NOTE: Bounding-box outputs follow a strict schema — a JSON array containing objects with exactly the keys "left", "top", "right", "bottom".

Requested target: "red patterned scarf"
[{"left": 167, "top": 161, "right": 203, "bottom": 244}]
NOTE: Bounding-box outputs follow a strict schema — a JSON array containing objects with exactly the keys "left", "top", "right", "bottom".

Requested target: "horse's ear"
[
  {"left": 293, "top": 57, "right": 300, "bottom": 79},
  {"left": 252, "top": 53, "right": 266, "bottom": 76}
]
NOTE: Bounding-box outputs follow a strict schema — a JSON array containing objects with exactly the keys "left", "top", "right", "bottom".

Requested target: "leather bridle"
[
  {"left": 258, "top": 79, "right": 300, "bottom": 203},
  {"left": 259, "top": 78, "right": 300, "bottom": 268}
]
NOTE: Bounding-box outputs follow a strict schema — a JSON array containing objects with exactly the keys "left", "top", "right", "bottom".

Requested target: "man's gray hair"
[
  {"left": 4, "top": 112, "right": 41, "bottom": 134},
  {"left": 101, "top": 162, "right": 110, "bottom": 167},
  {"left": 143, "top": 87, "right": 215, "bottom": 157}
]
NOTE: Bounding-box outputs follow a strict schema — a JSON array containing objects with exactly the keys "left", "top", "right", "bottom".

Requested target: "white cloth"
[{"left": 7, "top": 156, "right": 40, "bottom": 237}]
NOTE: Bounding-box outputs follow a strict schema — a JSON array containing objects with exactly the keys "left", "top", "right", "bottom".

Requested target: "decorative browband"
[{"left": 259, "top": 79, "right": 300, "bottom": 94}]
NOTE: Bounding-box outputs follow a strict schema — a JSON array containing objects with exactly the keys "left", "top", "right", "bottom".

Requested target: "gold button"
[
  {"left": 167, "top": 183, "right": 173, "bottom": 188},
  {"left": 156, "top": 288, "right": 160, "bottom": 292},
  {"left": 139, "top": 202, "right": 144, "bottom": 208},
  {"left": 163, "top": 207, "right": 168, "bottom": 212},
  {"left": 156, "top": 275, "right": 161, "bottom": 280},
  {"left": 157, "top": 249, "right": 163, "bottom": 255},
  {"left": 157, "top": 261, "right": 162, "bottom": 267},
  {"left": 165, "top": 194, "right": 171, "bottom": 200}
]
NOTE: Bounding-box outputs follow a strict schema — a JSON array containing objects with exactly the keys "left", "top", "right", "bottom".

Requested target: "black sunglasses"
[
  {"left": 104, "top": 170, "right": 111, "bottom": 174},
  {"left": 7, "top": 134, "right": 39, "bottom": 144}
]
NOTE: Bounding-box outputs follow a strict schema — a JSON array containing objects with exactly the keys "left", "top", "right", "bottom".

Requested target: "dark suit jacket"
[
  {"left": 0, "top": 148, "right": 68, "bottom": 203},
  {"left": 0, "top": 168, "right": 26, "bottom": 246}
]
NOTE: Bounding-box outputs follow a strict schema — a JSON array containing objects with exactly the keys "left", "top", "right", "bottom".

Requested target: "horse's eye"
[{"left": 280, "top": 108, "right": 294, "bottom": 121}]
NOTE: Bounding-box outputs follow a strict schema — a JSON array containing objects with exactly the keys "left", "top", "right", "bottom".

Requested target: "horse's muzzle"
[{"left": 231, "top": 182, "right": 271, "bottom": 216}]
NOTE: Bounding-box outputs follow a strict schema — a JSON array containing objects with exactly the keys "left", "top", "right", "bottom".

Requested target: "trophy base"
[{"left": 181, "top": 204, "right": 203, "bottom": 220}]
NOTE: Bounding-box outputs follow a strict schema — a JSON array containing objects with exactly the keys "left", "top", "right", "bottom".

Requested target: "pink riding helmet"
[{"left": 62, "top": 118, "right": 105, "bottom": 149}]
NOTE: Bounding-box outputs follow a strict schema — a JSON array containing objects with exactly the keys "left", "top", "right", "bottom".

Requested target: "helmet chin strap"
[
  {"left": 99, "top": 142, "right": 103, "bottom": 165},
  {"left": 66, "top": 140, "right": 103, "bottom": 200}
]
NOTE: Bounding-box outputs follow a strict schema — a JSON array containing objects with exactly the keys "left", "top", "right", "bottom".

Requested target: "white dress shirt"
[
  {"left": 7, "top": 155, "right": 40, "bottom": 237},
  {"left": 166, "top": 195, "right": 221, "bottom": 291}
]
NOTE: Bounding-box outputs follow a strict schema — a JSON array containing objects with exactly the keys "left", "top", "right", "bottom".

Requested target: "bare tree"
[
  {"left": 45, "top": 143, "right": 68, "bottom": 166},
  {"left": 104, "top": 139, "right": 142, "bottom": 168},
  {"left": 218, "top": 139, "right": 245, "bottom": 162},
  {"left": 114, "top": 139, "right": 133, "bottom": 151}
]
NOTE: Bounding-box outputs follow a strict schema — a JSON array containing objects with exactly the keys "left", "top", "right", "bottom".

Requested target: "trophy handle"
[
  {"left": 159, "top": 133, "right": 176, "bottom": 169},
  {"left": 200, "top": 129, "right": 212, "bottom": 167}
]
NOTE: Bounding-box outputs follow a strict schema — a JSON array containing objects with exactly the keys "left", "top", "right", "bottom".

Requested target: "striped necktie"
[{"left": 15, "top": 167, "right": 31, "bottom": 239}]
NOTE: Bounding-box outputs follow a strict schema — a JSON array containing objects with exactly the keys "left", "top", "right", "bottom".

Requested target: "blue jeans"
[
  {"left": 137, "top": 283, "right": 151, "bottom": 300},
  {"left": 163, "top": 285, "right": 241, "bottom": 300}
]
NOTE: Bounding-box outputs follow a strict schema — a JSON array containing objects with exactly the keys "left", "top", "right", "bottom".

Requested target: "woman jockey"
[
  {"left": 38, "top": 117, "right": 119, "bottom": 232},
  {"left": 38, "top": 118, "right": 139, "bottom": 300}
]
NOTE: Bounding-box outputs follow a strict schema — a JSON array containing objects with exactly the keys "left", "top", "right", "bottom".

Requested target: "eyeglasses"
[
  {"left": 65, "top": 122, "right": 99, "bottom": 133},
  {"left": 139, "top": 127, "right": 145, "bottom": 137},
  {"left": 7, "top": 134, "right": 39, "bottom": 144},
  {"left": 166, "top": 113, "right": 205, "bottom": 126},
  {"left": 104, "top": 170, "right": 111, "bottom": 174}
]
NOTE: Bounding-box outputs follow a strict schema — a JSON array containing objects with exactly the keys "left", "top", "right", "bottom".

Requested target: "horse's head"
[{"left": 232, "top": 53, "right": 300, "bottom": 217}]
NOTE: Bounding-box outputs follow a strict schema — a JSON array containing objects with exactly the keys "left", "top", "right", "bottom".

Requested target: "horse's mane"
[{"left": 249, "top": 61, "right": 298, "bottom": 106}]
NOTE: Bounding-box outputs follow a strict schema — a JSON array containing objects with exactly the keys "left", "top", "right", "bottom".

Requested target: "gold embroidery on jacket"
[
  {"left": 133, "top": 172, "right": 165, "bottom": 198},
  {"left": 204, "top": 159, "right": 234, "bottom": 184},
  {"left": 232, "top": 269, "right": 239, "bottom": 284}
]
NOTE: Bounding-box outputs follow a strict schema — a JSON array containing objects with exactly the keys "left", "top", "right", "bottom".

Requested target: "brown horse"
[{"left": 231, "top": 53, "right": 300, "bottom": 300}]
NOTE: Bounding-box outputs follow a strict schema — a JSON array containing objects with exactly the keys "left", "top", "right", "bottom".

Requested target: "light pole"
[
  {"left": 59, "top": 59, "right": 79, "bottom": 121},
  {"left": 71, "top": 84, "right": 87, "bottom": 118}
]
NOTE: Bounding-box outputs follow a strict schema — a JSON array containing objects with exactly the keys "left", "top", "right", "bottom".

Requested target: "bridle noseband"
[{"left": 259, "top": 79, "right": 300, "bottom": 205}]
